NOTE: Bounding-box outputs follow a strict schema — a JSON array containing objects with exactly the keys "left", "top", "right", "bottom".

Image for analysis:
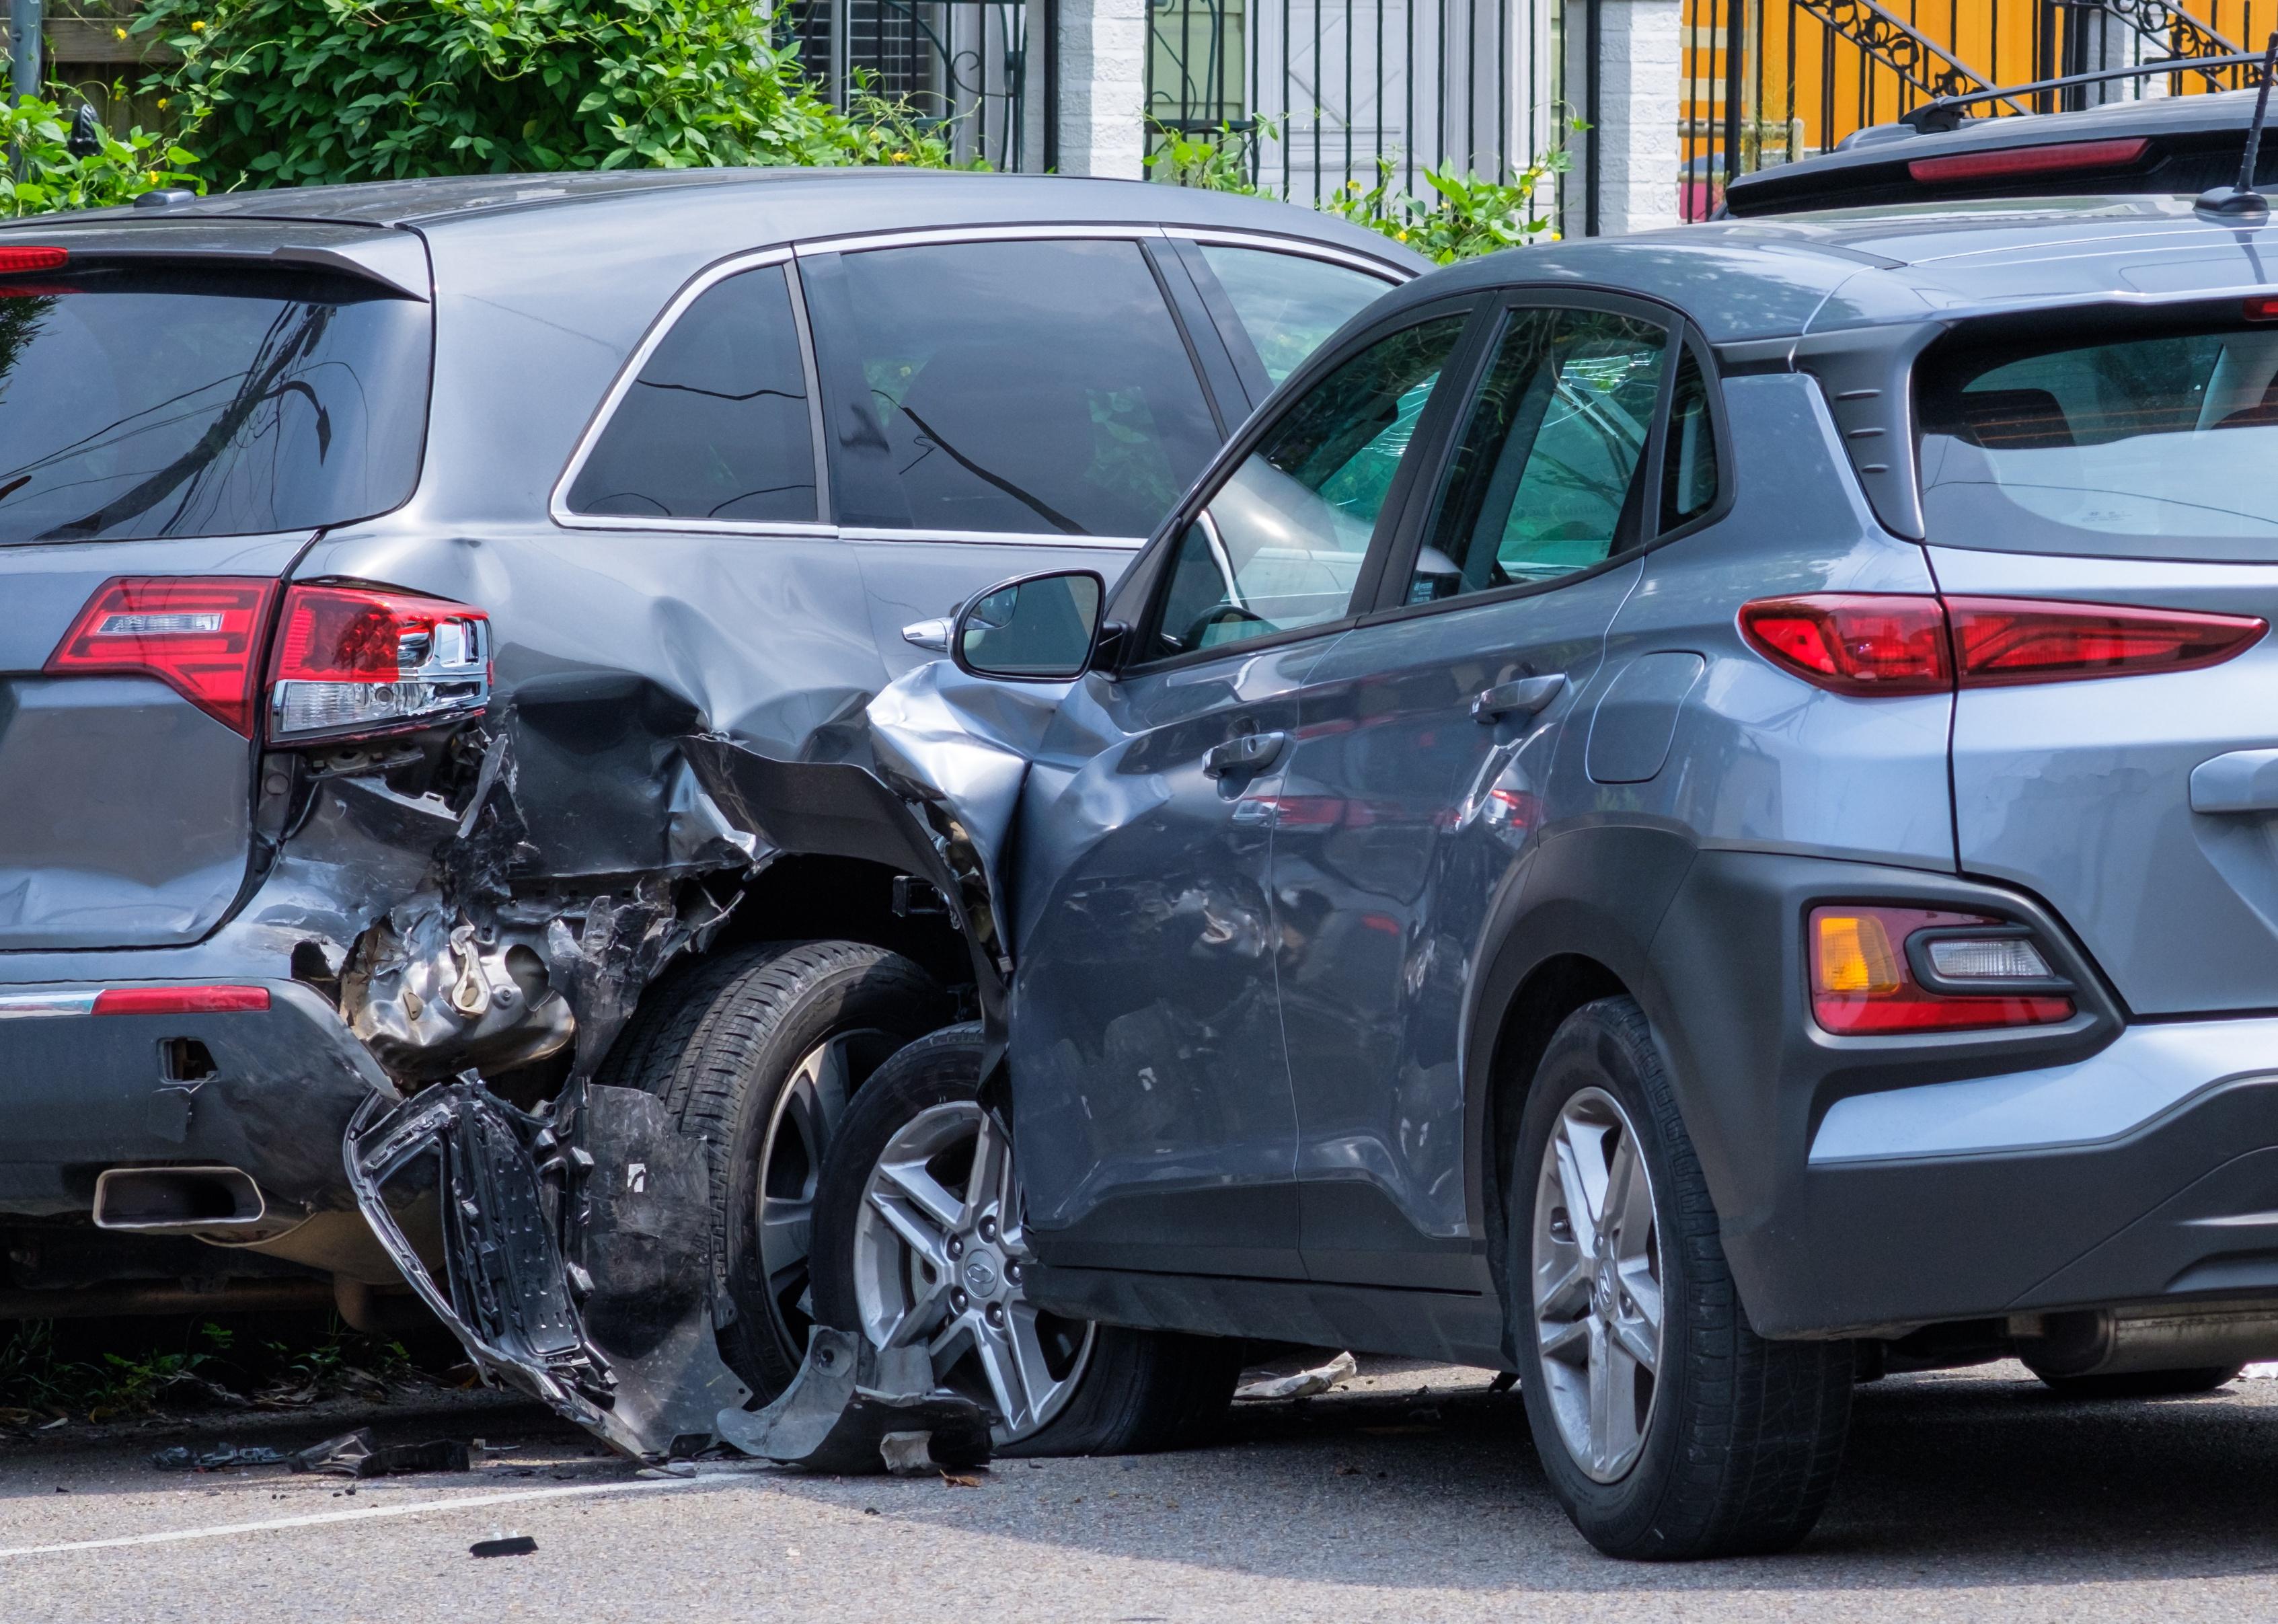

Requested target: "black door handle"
[
  {"left": 1203, "top": 730, "right": 1287, "bottom": 779},
  {"left": 1472, "top": 674, "right": 1566, "bottom": 724}
]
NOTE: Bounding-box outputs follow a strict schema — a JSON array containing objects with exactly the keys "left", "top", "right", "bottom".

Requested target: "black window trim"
[
  {"left": 1107, "top": 291, "right": 1495, "bottom": 679},
  {"left": 1355, "top": 286, "right": 1738, "bottom": 628},
  {"left": 1164, "top": 229, "right": 1414, "bottom": 410}
]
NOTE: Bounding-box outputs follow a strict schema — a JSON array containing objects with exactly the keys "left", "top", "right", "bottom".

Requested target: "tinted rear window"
[
  {"left": 0, "top": 266, "right": 428, "bottom": 544},
  {"left": 811, "top": 238, "right": 1219, "bottom": 538},
  {"left": 1916, "top": 321, "right": 2278, "bottom": 562}
]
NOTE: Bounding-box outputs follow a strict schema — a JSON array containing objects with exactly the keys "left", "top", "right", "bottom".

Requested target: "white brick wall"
[
  {"left": 1056, "top": 0, "right": 1151, "bottom": 178},
  {"left": 1585, "top": 0, "right": 1683, "bottom": 236}
]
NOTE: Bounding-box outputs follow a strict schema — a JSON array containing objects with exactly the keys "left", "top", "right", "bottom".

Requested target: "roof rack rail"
[{"left": 1900, "top": 52, "right": 2267, "bottom": 135}]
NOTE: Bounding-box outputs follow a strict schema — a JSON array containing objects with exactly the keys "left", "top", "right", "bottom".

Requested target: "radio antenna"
[{"left": 2199, "top": 30, "right": 2278, "bottom": 217}]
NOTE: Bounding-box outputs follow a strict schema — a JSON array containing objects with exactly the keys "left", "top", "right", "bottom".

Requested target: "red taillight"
[
  {"left": 1908, "top": 137, "right": 2150, "bottom": 186},
  {"left": 1741, "top": 594, "right": 2266, "bottom": 695},
  {"left": 1946, "top": 596, "right": 2267, "bottom": 687},
  {"left": 1809, "top": 906, "right": 2072, "bottom": 1035},
  {"left": 0, "top": 245, "right": 68, "bottom": 276},
  {"left": 45, "top": 577, "right": 280, "bottom": 736},
  {"left": 92, "top": 985, "right": 270, "bottom": 1015},
  {"left": 2249, "top": 296, "right": 2278, "bottom": 323},
  {"left": 267, "top": 583, "right": 492, "bottom": 742},
  {"left": 1738, "top": 595, "right": 1952, "bottom": 695}
]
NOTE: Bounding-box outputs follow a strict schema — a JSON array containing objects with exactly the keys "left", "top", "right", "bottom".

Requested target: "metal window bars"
[{"left": 786, "top": 0, "right": 1034, "bottom": 171}]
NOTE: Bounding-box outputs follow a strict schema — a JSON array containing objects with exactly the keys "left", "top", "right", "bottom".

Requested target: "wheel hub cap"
[
  {"left": 1531, "top": 1086, "right": 1665, "bottom": 1483},
  {"left": 851, "top": 1101, "right": 1094, "bottom": 1444}
]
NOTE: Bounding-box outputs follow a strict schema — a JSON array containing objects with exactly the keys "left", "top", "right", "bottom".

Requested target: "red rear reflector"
[
  {"left": 0, "top": 245, "right": 68, "bottom": 275},
  {"left": 1738, "top": 595, "right": 1952, "bottom": 695},
  {"left": 1908, "top": 137, "right": 2150, "bottom": 186},
  {"left": 1946, "top": 596, "right": 2267, "bottom": 687},
  {"left": 2248, "top": 296, "right": 2278, "bottom": 322},
  {"left": 91, "top": 986, "right": 269, "bottom": 1015},
  {"left": 46, "top": 577, "right": 280, "bottom": 737},
  {"left": 1810, "top": 907, "right": 2072, "bottom": 1035}
]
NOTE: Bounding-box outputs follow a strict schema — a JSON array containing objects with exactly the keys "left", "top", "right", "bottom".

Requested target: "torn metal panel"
[{"left": 345, "top": 1077, "right": 749, "bottom": 1461}]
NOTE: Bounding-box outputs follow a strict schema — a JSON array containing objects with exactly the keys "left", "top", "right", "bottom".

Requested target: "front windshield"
[{"left": 1915, "top": 320, "right": 2278, "bottom": 563}]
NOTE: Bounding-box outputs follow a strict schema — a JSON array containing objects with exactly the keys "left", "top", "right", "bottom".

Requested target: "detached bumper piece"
[
  {"left": 717, "top": 1325, "right": 993, "bottom": 1475},
  {"left": 345, "top": 1077, "right": 749, "bottom": 1461}
]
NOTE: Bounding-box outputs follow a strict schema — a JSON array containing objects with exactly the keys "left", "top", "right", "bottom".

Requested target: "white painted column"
[
  {"left": 1056, "top": 0, "right": 1151, "bottom": 178},
  {"left": 1561, "top": 0, "right": 1681, "bottom": 236}
]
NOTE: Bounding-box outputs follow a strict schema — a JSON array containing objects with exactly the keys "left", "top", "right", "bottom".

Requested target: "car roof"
[
  {"left": 1724, "top": 87, "right": 2265, "bottom": 217},
  {"left": 0, "top": 167, "right": 1417, "bottom": 269},
  {"left": 1392, "top": 194, "right": 2278, "bottom": 343}
]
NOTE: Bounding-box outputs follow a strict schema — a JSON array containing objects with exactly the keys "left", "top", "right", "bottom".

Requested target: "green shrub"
[
  {"left": 1147, "top": 116, "right": 1572, "bottom": 263},
  {"left": 133, "top": 0, "right": 963, "bottom": 190},
  {"left": 1, "top": 95, "right": 200, "bottom": 217}
]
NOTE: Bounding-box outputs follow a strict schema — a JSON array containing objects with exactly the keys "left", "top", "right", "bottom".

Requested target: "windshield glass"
[
  {"left": 1916, "top": 321, "right": 2278, "bottom": 563},
  {"left": 0, "top": 266, "right": 430, "bottom": 543}
]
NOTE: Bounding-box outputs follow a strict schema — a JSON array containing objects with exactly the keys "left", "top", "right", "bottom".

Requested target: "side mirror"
[{"left": 952, "top": 570, "right": 1104, "bottom": 681}]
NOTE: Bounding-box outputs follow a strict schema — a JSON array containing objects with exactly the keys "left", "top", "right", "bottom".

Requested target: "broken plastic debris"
[
  {"left": 149, "top": 1442, "right": 293, "bottom": 1471},
  {"left": 717, "top": 1325, "right": 993, "bottom": 1475},
  {"left": 470, "top": 1535, "right": 538, "bottom": 1558},
  {"left": 1233, "top": 1351, "right": 1359, "bottom": 1402},
  {"left": 289, "top": 1427, "right": 472, "bottom": 1478}
]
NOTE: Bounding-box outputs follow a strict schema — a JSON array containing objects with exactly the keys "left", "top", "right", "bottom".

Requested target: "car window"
[
  {"left": 815, "top": 239, "right": 1220, "bottom": 538},
  {"left": 1147, "top": 314, "right": 1469, "bottom": 660},
  {"left": 1196, "top": 243, "right": 1394, "bottom": 389},
  {"left": 1409, "top": 307, "right": 1671, "bottom": 605},
  {"left": 566, "top": 262, "right": 818, "bottom": 524},
  {"left": 0, "top": 266, "right": 428, "bottom": 545},
  {"left": 1915, "top": 322, "right": 2278, "bottom": 563},
  {"left": 1660, "top": 346, "right": 1719, "bottom": 529}
]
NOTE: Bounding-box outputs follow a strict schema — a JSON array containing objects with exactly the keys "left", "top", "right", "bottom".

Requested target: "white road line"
[{"left": 0, "top": 1471, "right": 747, "bottom": 1558}]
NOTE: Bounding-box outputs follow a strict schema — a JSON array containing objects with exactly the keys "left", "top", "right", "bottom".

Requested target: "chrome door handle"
[
  {"left": 1203, "top": 730, "right": 1287, "bottom": 779},
  {"left": 1472, "top": 674, "right": 1566, "bottom": 724}
]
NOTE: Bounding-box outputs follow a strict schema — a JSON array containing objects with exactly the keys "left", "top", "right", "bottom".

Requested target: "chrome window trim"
[
  {"left": 840, "top": 527, "right": 1145, "bottom": 550},
  {"left": 550, "top": 246, "right": 817, "bottom": 534},
  {"left": 794, "top": 223, "right": 1168, "bottom": 257},
  {"left": 1164, "top": 227, "right": 1415, "bottom": 281}
]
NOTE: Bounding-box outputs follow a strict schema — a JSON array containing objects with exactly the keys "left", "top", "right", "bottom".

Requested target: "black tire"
[
  {"left": 811, "top": 1025, "right": 1243, "bottom": 1456},
  {"left": 1511, "top": 997, "right": 1854, "bottom": 1560},
  {"left": 2033, "top": 1365, "right": 2243, "bottom": 1399},
  {"left": 609, "top": 940, "right": 951, "bottom": 1399}
]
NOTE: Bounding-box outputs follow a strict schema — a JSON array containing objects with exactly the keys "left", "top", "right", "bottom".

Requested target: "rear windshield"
[
  {"left": 0, "top": 266, "right": 429, "bottom": 544},
  {"left": 1916, "top": 321, "right": 2278, "bottom": 563}
]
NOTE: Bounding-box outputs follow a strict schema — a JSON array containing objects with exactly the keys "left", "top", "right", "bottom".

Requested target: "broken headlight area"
[{"left": 345, "top": 1075, "right": 751, "bottom": 1461}]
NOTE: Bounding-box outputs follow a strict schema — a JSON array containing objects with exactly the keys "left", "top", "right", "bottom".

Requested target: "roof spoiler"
[{"left": 0, "top": 227, "right": 431, "bottom": 301}]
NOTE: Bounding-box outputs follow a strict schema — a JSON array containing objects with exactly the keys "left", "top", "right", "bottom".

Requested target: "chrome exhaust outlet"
[
  {"left": 2014, "top": 1301, "right": 2278, "bottom": 1379},
  {"left": 93, "top": 1165, "right": 268, "bottom": 1233}
]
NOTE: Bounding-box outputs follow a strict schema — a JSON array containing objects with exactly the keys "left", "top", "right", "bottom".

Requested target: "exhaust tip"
[{"left": 93, "top": 1165, "right": 268, "bottom": 1232}]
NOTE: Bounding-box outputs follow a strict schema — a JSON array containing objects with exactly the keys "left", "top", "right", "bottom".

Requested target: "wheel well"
[
  {"left": 1480, "top": 954, "right": 1629, "bottom": 1310},
  {"left": 709, "top": 855, "right": 972, "bottom": 994}
]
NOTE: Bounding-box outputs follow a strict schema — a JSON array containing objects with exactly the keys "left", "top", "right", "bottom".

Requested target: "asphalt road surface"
[{"left": 3, "top": 1356, "right": 2276, "bottom": 1623}]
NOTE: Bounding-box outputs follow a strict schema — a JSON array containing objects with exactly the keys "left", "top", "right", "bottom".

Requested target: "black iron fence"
[
  {"left": 1146, "top": 0, "right": 1573, "bottom": 204},
  {"left": 788, "top": 0, "right": 1037, "bottom": 169},
  {"left": 1683, "top": 0, "right": 2272, "bottom": 221}
]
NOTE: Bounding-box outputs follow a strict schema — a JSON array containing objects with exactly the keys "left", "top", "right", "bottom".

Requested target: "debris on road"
[
  {"left": 149, "top": 1442, "right": 294, "bottom": 1471},
  {"left": 718, "top": 1327, "right": 993, "bottom": 1476},
  {"left": 470, "top": 1535, "right": 538, "bottom": 1558},
  {"left": 1235, "top": 1352, "right": 1358, "bottom": 1402},
  {"left": 289, "top": 1428, "right": 471, "bottom": 1478}
]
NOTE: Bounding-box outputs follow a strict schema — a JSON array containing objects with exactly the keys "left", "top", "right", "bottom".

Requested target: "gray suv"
[
  {"left": 800, "top": 192, "right": 2278, "bottom": 1557},
  {"left": 0, "top": 173, "right": 1412, "bottom": 1381}
]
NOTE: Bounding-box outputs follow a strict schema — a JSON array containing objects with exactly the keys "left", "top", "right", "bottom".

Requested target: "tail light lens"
[
  {"left": 1945, "top": 596, "right": 2267, "bottom": 686},
  {"left": 1810, "top": 906, "right": 2074, "bottom": 1034},
  {"left": 1907, "top": 137, "right": 2150, "bottom": 186},
  {"left": 1738, "top": 595, "right": 1951, "bottom": 695},
  {"left": 93, "top": 985, "right": 270, "bottom": 1015},
  {"left": 0, "top": 245, "right": 69, "bottom": 275},
  {"left": 1741, "top": 594, "right": 2267, "bottom": 695},
  {"left": 267, "top": 584, "right": 491, "bottom": 742},
  {"left": 45, "top": 577, "right": 280, "bottom": 736}
]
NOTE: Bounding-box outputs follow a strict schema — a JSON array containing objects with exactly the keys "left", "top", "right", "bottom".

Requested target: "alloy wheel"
[
  {"left": 850, "top": 1101, "right": 1094, "bottom": 1443},
  {"left": 1531, "top": 1085, "right": 1664, "bottom": 1483},
  {"left": 756, "top": 1031, "right": 885, "bottom": 1364}
]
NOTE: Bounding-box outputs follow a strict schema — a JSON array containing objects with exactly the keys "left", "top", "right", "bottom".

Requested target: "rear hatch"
[
  {"left": 1927, "top": 301, "right": 2278, "bottom": 1015},
  {"left": 0, "top": 221, "right": 432, "bottom": 951}
]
